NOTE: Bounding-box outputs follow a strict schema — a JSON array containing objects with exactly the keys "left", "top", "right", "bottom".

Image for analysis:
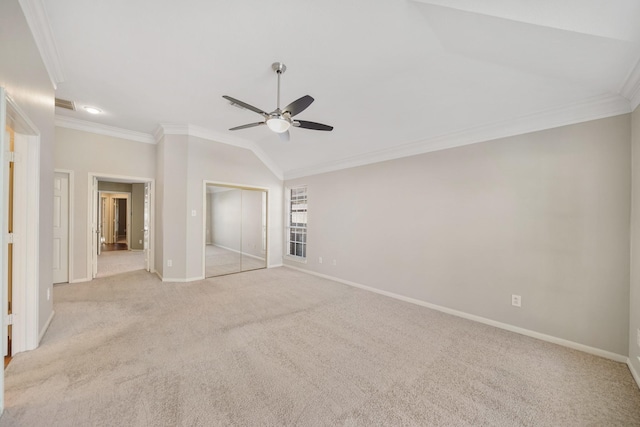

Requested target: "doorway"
[
  {"left": 204, "top": 183, "right": 268, "bottom": 277},
  {"left": 90, "top": 177, "right": 154, "bottom": 279},
  {"left": 99, "top": 191, "right": 130, "bottom": 251}
]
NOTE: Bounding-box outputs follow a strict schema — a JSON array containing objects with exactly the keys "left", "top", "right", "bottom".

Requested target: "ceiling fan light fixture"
[{"left": 266, "top": 117, "right": 290, "bottom": 133}]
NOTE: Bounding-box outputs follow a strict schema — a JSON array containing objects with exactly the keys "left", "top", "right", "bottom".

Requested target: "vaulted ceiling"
[{"left": 28, "top": 0, "right": 640, "bottom": 178}]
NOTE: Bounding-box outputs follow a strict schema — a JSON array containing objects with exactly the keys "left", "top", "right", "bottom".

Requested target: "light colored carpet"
[
  {"left": 96, "top": 250, "right": 145, "bottom": 278},
  {"left": 1, "top": 267, "right": 639, "bottom": 426},
  {"left": 205, "top": 245, "right": 265, "bottom": 277}
]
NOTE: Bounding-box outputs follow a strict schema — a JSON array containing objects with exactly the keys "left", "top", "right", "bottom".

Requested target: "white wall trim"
[
  {"left": 161, "top": 276, "right": 204, "bottom": 283},
  {"left": 159, "top": 124, "right": 283, "bottom": 180},
  {"left": 284, "top": 264, "right": 628, "bottom": 364},
  {"left": 38, "top": 310, "right": 54, "bottom": 344},
  {"left": 284, "top": 94, "right": 632, "bottom": 179},
  {"left": 620, "top": 56, "right": 640, "bottom": 112},
  {"left": 628, "top": 359, "right": 640, "bottom": 389},
  {"left": 69, "top": 277, "right": 90, "bottom": 284},
  {"left": 55, "top": 116, "right": 156, "bottom": 144},
  {"left": 18, "top": 0, "right": 65, "bottom": 89},
  {"left": 4, "top": 95, "right": 42, "bottom": 354}
]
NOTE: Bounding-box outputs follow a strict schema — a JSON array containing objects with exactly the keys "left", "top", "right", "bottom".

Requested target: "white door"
[
  {"left": 144, "top": 182, "right": 150, "bottom": 271},
  {"left": 52, "top": 172, "right": 69, "bottom": 284},
  {"left": 91, "top": 176, "right": 98, "bottom": 278}
]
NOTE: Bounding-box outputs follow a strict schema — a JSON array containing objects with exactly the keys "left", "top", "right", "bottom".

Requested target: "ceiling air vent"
[{"left": 55, "top": 98, "right": 76, "bottom": 111}]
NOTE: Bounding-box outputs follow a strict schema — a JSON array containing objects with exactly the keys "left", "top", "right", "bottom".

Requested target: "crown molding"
[
  {"left": 18, "top": 0, "right": 65, "bottom": 89},
  {"left": 284, "top": 93, "right": 632, "bottom": 180},
  {"left": 55, "top": 115, "right": 156, "bottom": 144},
  {"left": 621, "top": 56, "right": 640, "bottom": 111},
  {"left": 157, "top": 124, "right": 283, "bottom": 180}
]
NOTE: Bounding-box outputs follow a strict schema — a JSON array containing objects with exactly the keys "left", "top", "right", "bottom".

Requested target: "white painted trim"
[
  {"left": 284, "top": 94, "right": 632, "bottom": 179},
  {"left": 69, "top": 277, "right": 90, "bottom": 284},
  {"left": 620, "top": 56, "right": 640, "bottom": 112},
  {"left": 18, "top": 0, "right": 65, "bottom": 89},
  {"left": 0, "top": 87, "right": 7, "bottom": 414},
  {"left": 284, "top": 264, "right": 628, "bottom": 364},
  {"left": 268, "top": 263, "right": 283, "bottom": 268},
  {"left": 161, "top": 276, "right": 204, "bottom": 283},
  {"left": 628, "top": 359, "right": 640, "bottom": 390},
  {"left": 55, "top": 116, "right": 156, "bottom": 144},
  {"left": 38, "top": 310, "right": 55, "bottom": 343},
  {"left": 160, "top": 124, "right": 283, "bottom": 180},
  {"left": 4, "top": 95, "right": 41, "bottom": 354}
]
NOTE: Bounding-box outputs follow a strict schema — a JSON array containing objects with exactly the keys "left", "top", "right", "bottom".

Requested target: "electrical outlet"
[
  {"left": 332, "top": 259, "right": 337, "bottom": 266},
  {"left": 318, "top": 257, "right": 323, "bottom": 264},
  {"left": 167, "top": 259, "right": 173, "bottom": 267},
  {"left": 139, "top": 239, "right": 142, "bottom": 244},
  {"left": 511, "top": 294, "right": 521, "bottom": 307},
  {"left": 637, "top": 328, "right": 640, "bottom": 348},
  {"left": 191, "top": 210, "right": 197, "bottom": 217},
  {"left": 47, "top": 288, "right": 51, "bottom": 301}
]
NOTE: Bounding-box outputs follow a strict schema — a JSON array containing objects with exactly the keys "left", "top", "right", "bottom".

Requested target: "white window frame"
[{"left": 285, "top": 185, "right": 307, "bottom": 262}]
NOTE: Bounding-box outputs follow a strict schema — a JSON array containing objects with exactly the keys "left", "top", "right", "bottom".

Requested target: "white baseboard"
[
  {"left": 628, "top": 359, "right": 640, "bottom": 389},
  {"left": 161, "top": 275, "right": 204, "bottom": 283},
  {"left": 69, "top": 277, "right": 91, "bottom": 284},
  {"left": 283, "top": 264, "right": 628, "bottom": 364},
  {"left": 38, "top": 310, "right": 55, "bottom": 344},
  {"left": 268, "top": 263, "right": 283, "bottom": 268}
]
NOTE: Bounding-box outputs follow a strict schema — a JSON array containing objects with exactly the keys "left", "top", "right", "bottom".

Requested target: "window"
[{"left": 287, "top": 186, "right": 307, "bottom": 259}]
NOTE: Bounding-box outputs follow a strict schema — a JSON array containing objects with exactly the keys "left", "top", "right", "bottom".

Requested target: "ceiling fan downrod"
[{"left": 272, "top": 62, "right": 286, "bottom": 110}]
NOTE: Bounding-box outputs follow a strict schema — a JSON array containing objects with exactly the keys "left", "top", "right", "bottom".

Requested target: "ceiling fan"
[{"left": 223, "top": 62, "right": 333, "bottom": 141}]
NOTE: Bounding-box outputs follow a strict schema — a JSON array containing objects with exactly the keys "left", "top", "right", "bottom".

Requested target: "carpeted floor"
[
  {"left": 96, "top": 250, "right": 145, "bottom": 278},
  {"left": 1, "top": 267, "right": 639, "bottom": 426}
]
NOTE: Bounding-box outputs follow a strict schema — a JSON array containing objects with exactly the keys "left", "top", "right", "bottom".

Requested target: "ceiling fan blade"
[
  {"left": 279, "top": 130, "right": 290, "bottom": 141},
  {"left": 229, "top": 122, "right": 265, "bottom": 131},
  {"left": 282, "top": 95, "right": 314, "bottom": 117},
  {"left": 294, "top": 120, "right": 333, "bottom": 131},
  {"left": 222, "top": 95, "right": 268, "bottom": 117}
]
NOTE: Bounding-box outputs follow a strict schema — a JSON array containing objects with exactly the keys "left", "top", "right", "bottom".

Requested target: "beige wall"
[
  {"left": 157, "top": 134, "right": 282, "bottom": 281},
  {"left": 54, "top": 127, "right": 156, "bottom": 281},
  {"left": 0, "top": 0, "right": 56, "bottom": 337},
  {"left": 630, "top": 105, "right": 640, "bottom": 377},
  {"left": 285, "top": 114, "right": 631, "bottom": 356}
]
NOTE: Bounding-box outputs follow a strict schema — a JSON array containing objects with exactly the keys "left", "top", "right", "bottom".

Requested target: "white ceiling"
[{"left": 30, "top": 0, "right": 640, "bottom": 178}]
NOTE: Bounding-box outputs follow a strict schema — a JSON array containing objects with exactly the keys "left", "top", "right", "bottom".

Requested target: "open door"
[
  {"left": 144, "top": 182, "right": 150, "bottom": 271},
  {"left": 91, "top": 176, "right": 98, "bottom": 278}
]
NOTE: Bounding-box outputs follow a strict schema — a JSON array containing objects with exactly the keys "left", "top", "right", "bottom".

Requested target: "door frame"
[
  {"left": 202, "top": 180, "right": 270, "bottom": 278},
  {"left": 1, "top": 91, "right": 41, "bottom": 364},
  {"left": 87, "top": 174, "right": 155, "bottom": 279}
]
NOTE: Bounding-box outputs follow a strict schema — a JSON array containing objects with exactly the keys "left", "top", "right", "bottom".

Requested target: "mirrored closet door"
[{"left": 204, "top": 185, "right": 267, "bottom": 277}]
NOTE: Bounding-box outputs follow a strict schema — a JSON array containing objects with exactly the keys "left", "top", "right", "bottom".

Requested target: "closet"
[{"left": 204, "top": 185, "right": 267, "bottom": 277}]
